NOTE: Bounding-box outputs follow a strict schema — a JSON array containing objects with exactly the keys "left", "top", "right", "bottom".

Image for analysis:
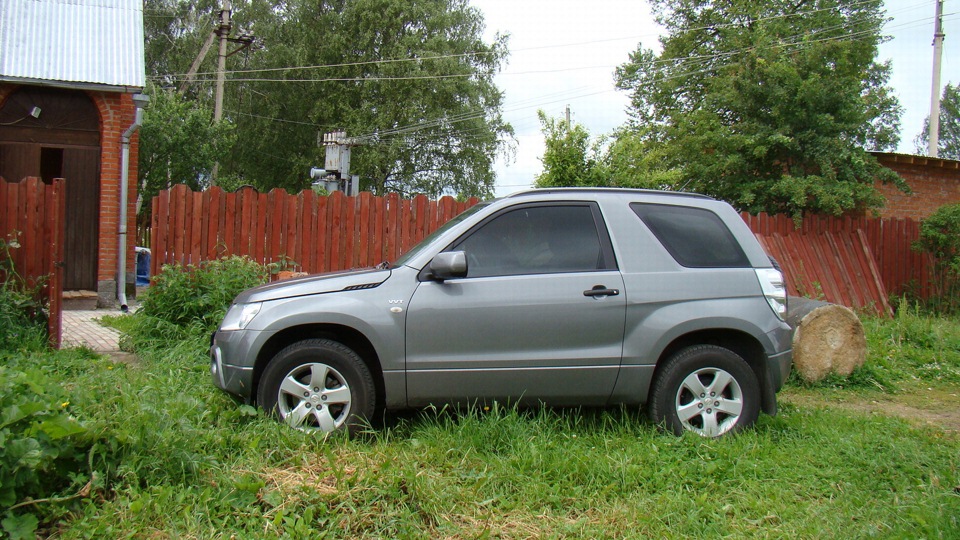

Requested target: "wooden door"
[{"left": 62, "top": 148, "right": 100, "bottom": 290}]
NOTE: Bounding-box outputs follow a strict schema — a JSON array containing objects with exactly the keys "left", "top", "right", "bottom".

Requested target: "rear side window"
[{"left": 631, "top": 203, "right": 749, "bottom": 268}]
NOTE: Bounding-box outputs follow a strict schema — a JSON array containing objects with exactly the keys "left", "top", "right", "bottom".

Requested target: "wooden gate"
[{"left": 0, "top": 176, "right": 66, "bottom": 347}]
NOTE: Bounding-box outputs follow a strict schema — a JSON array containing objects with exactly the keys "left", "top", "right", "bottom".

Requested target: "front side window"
[
  {"left": 394, "top": 202, "right": 490, "bottom": 268},
  {"left": 454, "top": 205, "right": 606, "bottom": 277}
]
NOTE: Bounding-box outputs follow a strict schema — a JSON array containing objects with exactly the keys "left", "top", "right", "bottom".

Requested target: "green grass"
[{"left": 10, "top": 312, "right": 960, "bottom": 538}]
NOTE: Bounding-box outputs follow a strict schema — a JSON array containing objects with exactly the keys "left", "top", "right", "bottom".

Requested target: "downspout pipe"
[{"left": 118, "top": 93, "right": 150, "bottom": 312}]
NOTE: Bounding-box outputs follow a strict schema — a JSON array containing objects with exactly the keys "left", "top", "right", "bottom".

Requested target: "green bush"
[
  {"left": 140, "top": 255, "right": 270, "bottom": 329},
  {"left": 0, "top": 362, "right": 89, "bottom": 539},
  {"left": 914, "top": 203, "right": 960, "bottom": 314},
  {"left": 132, "top": 255, "right": 269, "bottom": 345}
]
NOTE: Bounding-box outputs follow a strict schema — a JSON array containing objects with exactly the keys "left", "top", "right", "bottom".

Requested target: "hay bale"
[{"left": 787, "top": 296, "right": 867, "bottom": 382}]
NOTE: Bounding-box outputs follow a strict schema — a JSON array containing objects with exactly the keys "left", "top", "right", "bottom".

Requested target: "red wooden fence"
[
  {"left": 148, "top": 185, "right": 937, "bottom": 316},
  {"left": 741, "top": 213, "right": 933, "bottom": 307},
  {"left": 150, "top": 185, "right": 479, "bottom": 276},
  {"left": 0, "top": 176, "right": 66, "bottom": 347}
]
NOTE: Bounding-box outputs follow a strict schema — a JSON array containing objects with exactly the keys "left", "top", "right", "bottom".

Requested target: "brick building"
[
  {"left": 0, "top": 0, "right": 145, "bottom": 307},
  {"left": 872, "top": 152, "right": 960, "bottom": 219}
]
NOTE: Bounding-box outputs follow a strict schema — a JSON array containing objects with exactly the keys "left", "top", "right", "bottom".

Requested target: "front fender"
[{"left": 249, "top": 286, "right": 408, "bottom": 372}]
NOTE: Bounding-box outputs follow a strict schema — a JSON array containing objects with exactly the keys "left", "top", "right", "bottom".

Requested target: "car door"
[{"left": 404, "top": 202, "right": 626, "bottom": 407}]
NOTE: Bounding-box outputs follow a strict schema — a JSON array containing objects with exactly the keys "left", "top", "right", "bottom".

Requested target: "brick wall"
[
  {"left": 89, "top": 91, "right": 139, "bottom": 303},
  {"left": 0, "top": 83, "right": 139, "bottom": 305},
  {"left": 873, "top": 152, "right": 960, "bottom": 219}
]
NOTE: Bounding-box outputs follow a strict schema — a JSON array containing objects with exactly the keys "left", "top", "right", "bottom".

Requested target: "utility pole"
[
  {"left": 565, "top": 104, "right": 571, "bottom": 130},
  {"left": 214, "top": 0, "right": 232, "bottom": 124},
  {"left": 211, "top": 0, "right": 232, "bottom": 186},
  {"left": 179, "top": 31, "right": 217, "bottom": 95},
  {"left": 177, "top": 0, "right": 252, "bottom": 186},
  {"left": 179, "top": 1, "right": 252, "bottom": 97},
  {"left": 928, "top": 0, "right": 945, "bottom": 158}
]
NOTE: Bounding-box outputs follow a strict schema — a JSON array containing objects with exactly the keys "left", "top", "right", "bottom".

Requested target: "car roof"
[{"left": 505, "top": 187, "right": 715, "bottom": 202}]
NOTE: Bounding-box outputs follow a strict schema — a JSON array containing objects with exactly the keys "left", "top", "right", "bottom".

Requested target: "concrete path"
[{"left": 61, "top": 309, "right": 125, "bottom": 352}]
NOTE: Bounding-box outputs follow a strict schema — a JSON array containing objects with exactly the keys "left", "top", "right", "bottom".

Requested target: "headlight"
[{"left": 220, "top": 302, "right": 262, "bottom": 331}]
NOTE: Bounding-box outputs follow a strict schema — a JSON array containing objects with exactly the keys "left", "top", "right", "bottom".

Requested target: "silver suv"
[{"left": 211, "top": 189, "right": 792, "bottom": 437}]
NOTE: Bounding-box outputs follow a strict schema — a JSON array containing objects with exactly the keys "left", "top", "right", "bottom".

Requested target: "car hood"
[{"left": 234, "top": 268, "right": 391, "bottom": 303}]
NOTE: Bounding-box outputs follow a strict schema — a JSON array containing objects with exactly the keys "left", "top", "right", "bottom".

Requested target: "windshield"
[{"left": 392, "top": 202, "right": 490, "bottom": 268}]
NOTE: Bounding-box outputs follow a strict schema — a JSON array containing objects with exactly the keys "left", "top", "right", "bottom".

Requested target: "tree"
[
  {"left": 143, "top": 0, "right": 512, "bottom": 199},
  {"left": 614, "top": 0, "right": 906, "bottom": 218},
  {"left": 603, "top": 128, "right": 683, "bottom": 189},
  {"left": 137, "top": 85, "right": 236, "bottom": 214},
  {"left": 536, "top": 111, "right": 683, "bottom": 189},
  {"left": 535, "top": 111, "right": 608, "bottom": 187},
  {"left": 914, "top": 203, "right": 960, "bottom": 313},
  {"left": 915, "top": 83, "right": 960, "bottom": 160}
]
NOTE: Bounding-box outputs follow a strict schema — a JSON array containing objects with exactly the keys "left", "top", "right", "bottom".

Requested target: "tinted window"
[
  {"left": 631, "top": 203, "right": 749, "bottom": 268},
  {"left": 455, "top": 205, "right": 604, "bottom": 277},
  {"left": 394, "top": 202, "right": 489, "bottom": 267}
]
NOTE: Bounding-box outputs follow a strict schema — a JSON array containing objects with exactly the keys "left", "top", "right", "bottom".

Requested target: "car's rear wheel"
[
  {"left": 258, "top": 339, "right": 375, "bottom": 434},
  {"left": 649, "top": 345, "right": 760, "bottom": 437}
]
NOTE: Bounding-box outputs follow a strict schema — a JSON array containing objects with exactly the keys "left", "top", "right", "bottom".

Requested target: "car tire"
[
  {"left": 649, "top": 345, "right": 760, "bottom": 437},
  {"left": 258, "top": 339, "right": 375, "bottom": 434}
]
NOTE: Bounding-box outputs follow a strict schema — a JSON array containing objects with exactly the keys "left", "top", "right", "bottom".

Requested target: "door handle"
[{"left": 583, "top": 285, "right": 619, "bottom": 298}]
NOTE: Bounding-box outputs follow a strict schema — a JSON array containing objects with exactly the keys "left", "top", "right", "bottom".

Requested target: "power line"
[
  {"left": 194, "top": 4, "right": 919, "bottom": 152},
  {"left": 165, "top": 28, "right": 881, "bottom": 87},
  {"left": 182, "top": 73, "right": 479, "bottom": 84},
  {"left": 151, "top": 0, "right": 919, "bottom": 81},
  {"left": 227, "top": 25, "right": 886, "bottom": 148},
  {"left": 161, "top": 9, "right": 900, "bottom": 87},
  {"left": 160, "top": 50, "right": 502, "bottom": 79}
]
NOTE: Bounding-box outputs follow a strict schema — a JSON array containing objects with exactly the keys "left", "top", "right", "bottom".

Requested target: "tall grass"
[
  {"left": 24, "top": 315, "right": 960, "bottom": 538},
  {"left": 8, "top": 255, "right": 960, "bottom": 537},
  {"left": 784, "top": 307, "right": 960, "bottom": 393},
  {"left": 48, "top": 352, "right": 959, "bottom": 538}
]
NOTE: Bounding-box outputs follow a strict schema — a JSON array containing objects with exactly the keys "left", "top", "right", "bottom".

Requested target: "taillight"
[{"left": 756, "top": 268, "right": 787, "bottom": 321}]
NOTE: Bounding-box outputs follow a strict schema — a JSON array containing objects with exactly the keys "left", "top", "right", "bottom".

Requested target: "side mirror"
[{"left": 429, "top": 251, "right": 467, "bottom": 281}]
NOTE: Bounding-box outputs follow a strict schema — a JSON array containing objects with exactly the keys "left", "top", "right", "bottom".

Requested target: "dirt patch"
[
  {"left": 106, "top": 351, "right": 139, "bottom": 365},
  {"left": 781, "top": 387, "right": 960, "bottom": 434}
]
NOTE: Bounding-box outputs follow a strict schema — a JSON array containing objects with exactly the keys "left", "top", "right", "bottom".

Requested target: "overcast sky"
[{"left": 469, "top": 0, "right": 960, "bottom": 196}]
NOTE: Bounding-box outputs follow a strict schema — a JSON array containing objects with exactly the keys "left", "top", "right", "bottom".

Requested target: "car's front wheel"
[
  {"left": 649, "top": 345, "right": 760, "bottom": 437},
  {"left": 258, "top": 339, "right": 375, "bottom": 434}
]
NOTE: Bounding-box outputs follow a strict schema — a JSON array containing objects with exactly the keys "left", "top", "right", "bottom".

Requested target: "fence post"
[{"left": 48, "top": 179, "right": 65, "bottom": 348}]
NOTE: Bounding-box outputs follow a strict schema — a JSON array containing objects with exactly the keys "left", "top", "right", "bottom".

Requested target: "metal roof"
[{"left": 0, "top": 0, "right": 145, "bottom": 91}]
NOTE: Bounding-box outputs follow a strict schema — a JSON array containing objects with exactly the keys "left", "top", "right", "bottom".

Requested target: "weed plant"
[
  {"left": 0, "top": 232, "right": 47, "bottom": 352},
  {"left": 913, "top": 203, "right": 960, "bottom": 314},
  {"left": 0, "top": 233, "right": 80, "bottom": 539},
  {"left": 0, "top": 346, "right": 98, "bottom": 539}
]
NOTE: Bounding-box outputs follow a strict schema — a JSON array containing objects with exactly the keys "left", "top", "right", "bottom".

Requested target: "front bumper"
[{"left": 210, "top": 330, "right": 256, "bottom": 401}]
